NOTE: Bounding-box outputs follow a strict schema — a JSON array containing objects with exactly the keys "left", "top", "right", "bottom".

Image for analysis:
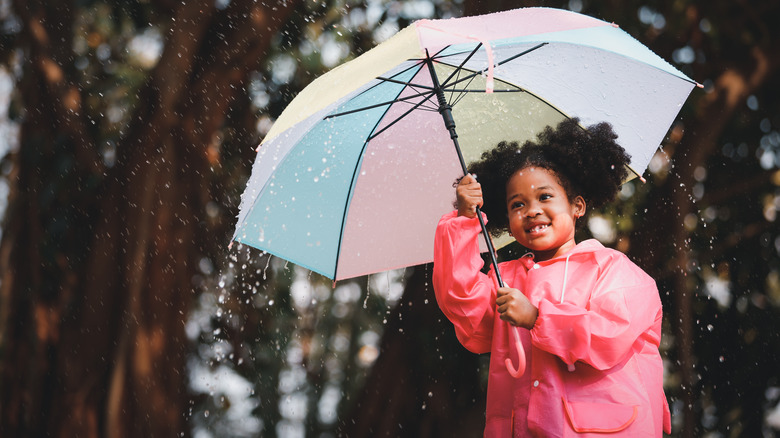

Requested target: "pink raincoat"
[{"left": 433, "top": 211, "right": 671, "bottom": 437}]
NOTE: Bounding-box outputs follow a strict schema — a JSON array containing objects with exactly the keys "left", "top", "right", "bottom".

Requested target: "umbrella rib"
[
  {"left": 327, "top": 40, "right": 539, "bottom": 121},
  {"left": 375, "top": 76, "right": 434, "bottom": 90},
  {"left": 449, "top": 88, "right": 525, "bottom": 93},
  {"left": 366, "top": 91, "right": 437, "bottom": 142},
  {"left": 436, "top": 43, "right": 482, "bottom": 107},
  {"left": 325, "top": 60, "right": 438, "bottom": 119},
  {"left": 449, "top": 77, "right": 477, "bottom": 107},
  {"left": 438, "top": 42, "right": 483, "bottom": 90},
  {"left": 440, "top": 42, "right": 549, "bottom": 91},
  {"left": 447, "top": 62, "right": 473, "bottom": 107},
  {"left": 496, "top": 42, "right": 548, "bottom": 67},
  {"left": 325, "top": 89, "right": 436, "bottom": 119}
]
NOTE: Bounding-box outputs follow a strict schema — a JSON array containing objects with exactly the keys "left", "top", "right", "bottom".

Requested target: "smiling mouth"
[{"left": 527, "top": 224, "right": 549, "bottom": 234}]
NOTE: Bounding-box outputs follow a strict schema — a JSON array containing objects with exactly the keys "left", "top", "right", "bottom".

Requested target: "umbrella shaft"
[{"left": 426, "top": 53, "right": 505, "bottom": 288}]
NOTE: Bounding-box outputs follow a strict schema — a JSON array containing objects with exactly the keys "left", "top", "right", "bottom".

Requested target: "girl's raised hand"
[
  {"left": 496, "top": 287, "right": 538, "bottom": 329},
  {"left": 456, "top": 174, "right": 483, "bottom": 218}
]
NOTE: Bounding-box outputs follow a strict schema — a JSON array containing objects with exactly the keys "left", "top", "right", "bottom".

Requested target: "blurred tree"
[{"left": 0, "top": 0, "right": 300, "bottom": 436}]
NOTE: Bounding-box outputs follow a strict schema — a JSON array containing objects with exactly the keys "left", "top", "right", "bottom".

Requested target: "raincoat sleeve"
[
  {"left": 530, "top": 251, "right": 662, "bottom": 370},
  {"left": 432, "top": 211, "right": 496, "bottom": 354}
]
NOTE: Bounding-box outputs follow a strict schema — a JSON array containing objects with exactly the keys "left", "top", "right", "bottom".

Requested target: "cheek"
[
  {"left": 553, "top": 212, "right": 576, "bottom": 229},
  {"left": 508, "top": 215, "right": 523, "bottom": 233}
]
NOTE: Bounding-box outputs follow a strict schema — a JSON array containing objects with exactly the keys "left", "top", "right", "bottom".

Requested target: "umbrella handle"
[{"left": 504, "top": 323, "right": 526, "bottom": 378}]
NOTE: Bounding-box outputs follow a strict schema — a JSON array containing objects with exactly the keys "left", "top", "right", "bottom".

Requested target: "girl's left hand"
[{"left": 496, "top": 287, "right": 538, "bottom": 329}]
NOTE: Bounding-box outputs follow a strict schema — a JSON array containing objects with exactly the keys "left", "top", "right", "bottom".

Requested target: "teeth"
[{"left": 529, "top": 224, "right": 548, "bottom": 233}]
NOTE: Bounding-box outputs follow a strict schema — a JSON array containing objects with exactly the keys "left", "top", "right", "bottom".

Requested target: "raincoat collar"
[{"left": 519, "top": 238, "right": 605, "bottom": 270}]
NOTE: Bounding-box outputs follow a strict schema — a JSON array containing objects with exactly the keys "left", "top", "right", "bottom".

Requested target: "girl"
[{"left": 433, "top": 118, "right": 671, "bottom": 437}]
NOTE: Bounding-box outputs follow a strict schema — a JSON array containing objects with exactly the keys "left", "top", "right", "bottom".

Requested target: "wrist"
[{"left": 521, "top": 305, "right": 538, "bottom": 330}]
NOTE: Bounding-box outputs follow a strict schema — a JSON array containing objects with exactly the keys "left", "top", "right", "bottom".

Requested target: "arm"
[
  {"left": 530, "top": 254, "right": 663, "bottom": 370},
  {"left": 432, "top": 210, "right": 497, "bottom": 354}
]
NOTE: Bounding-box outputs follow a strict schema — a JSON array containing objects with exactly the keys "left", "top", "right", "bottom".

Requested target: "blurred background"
[{"left": 0, "top": 0, "right": 779, "bottom": 437}]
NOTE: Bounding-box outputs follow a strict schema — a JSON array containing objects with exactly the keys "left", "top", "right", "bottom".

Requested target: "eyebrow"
[{"left": 506, "top": 185, "right": 557, "bottom": 202}]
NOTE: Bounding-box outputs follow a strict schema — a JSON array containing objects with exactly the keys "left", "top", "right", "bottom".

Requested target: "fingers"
[
  {"left": 498, "top": 294, "right": 538, "bottom": 329},
  {"left": 496, "top": 288, "right": 514, "bottom": 313},
  {"left": 496, "top": 287, "right": 512, "bottom": 297},
  {"left": 499, "top": 313, "right": 516, "bottom": 325},
  {"left": 460, "top": 173, "right": 480, "bottom": 184},
  {"left": 496, "top": 288, "right": 536, "bottom": 329},
  {"left": 456, "top": 174, "right": 483, "bottom": 218}
]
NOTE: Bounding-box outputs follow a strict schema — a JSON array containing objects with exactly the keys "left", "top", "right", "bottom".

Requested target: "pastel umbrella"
[{"left": 232, "top": 7, "right": 697, "bottom": 374}]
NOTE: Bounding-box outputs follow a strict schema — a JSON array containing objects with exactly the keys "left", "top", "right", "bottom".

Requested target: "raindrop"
[{"left": 746, "top": 95, "right": 759, "bottom": 111}]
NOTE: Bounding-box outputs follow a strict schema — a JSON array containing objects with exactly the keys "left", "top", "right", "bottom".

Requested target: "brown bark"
[{"left": 0, "top": 1, "right": 300, "bottom": 436}]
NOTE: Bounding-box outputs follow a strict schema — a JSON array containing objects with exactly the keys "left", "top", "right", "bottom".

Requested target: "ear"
[{"left": 572, "top": 196, "right": 586, "bottom": 218}]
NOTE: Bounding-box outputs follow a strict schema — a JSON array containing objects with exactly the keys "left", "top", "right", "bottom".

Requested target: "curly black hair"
[{"left": 465, "top": 118, "right": 631, "bottom": 236}]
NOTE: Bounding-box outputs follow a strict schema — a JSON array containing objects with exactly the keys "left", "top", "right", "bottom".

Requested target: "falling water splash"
[
  {"left": 363, "top": 275, "right": 370, "bottom": 309},
  {"left": 262, "top": 253, "right": 271, "bottom": 280}
]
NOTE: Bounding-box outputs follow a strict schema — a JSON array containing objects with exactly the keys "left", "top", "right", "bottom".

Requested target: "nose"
[{"left": 525, "top": 201, "right": 542, "bottom": 217}]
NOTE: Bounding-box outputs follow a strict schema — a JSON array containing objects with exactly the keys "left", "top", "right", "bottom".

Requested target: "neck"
[{"left": 533, "top": 240, "right": 577, "bottom": 262}]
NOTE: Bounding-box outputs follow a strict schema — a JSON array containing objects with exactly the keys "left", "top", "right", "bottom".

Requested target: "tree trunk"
[{"left": 0, "top": 1, "right": 299, "bottom": 436}]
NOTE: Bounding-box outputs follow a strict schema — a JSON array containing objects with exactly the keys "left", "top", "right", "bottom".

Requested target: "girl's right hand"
[
  {"left": 456, "top": 174, "right": 483, "bottom": 218},
  {"left": 496, "top": 287, "right": 538, "bottom": 329}
]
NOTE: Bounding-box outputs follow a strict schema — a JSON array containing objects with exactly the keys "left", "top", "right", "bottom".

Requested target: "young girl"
[{"left": 433, "top": 118, "right": 671, "bottom": 437}]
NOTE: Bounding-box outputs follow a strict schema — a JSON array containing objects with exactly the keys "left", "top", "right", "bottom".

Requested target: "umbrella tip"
[
  {"left": 228, "top": 240, "right": 234, "bottom": 250},
  {"left": 696, "top": 82, "right": 704, "bottom": 89},
  {"left": 611, "top": 22, "right": 619, "bottom": 28}
]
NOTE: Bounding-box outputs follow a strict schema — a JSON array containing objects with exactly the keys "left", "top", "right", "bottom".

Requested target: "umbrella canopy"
[{"left": 232, "top": 7, "right": 697, "bottom": 281}]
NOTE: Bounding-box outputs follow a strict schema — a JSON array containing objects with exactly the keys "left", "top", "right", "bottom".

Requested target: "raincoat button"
[
  {"left": 533, "top": 380, "right": 539, "bottom": 387},
  {"left": 532, "top": 263, "right": 541, "bottom": 269}
]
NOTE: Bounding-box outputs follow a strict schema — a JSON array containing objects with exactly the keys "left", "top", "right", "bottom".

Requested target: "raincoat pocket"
[{"left": 562, "top": 397, "right": 638, "bottom": 434}]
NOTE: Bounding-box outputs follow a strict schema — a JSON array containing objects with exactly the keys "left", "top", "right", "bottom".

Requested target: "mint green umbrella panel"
[{"left": 232, "top": 7, "right": 697, "bottom": 281}]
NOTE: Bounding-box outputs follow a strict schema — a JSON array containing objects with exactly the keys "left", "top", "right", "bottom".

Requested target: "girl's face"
[{"left": 505, "top": 167, "right": 585, "bottom": 262}]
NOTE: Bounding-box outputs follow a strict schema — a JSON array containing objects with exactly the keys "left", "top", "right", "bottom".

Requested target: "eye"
[
  {"left": 510, "top": 201, "right": 524, "bottom": 210},
  {"left": 540, "top": 193, "right": 553, "bottom": 201}
]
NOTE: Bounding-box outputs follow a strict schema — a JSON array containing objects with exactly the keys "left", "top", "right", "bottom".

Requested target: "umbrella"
[
  {"left": 233, "top": 6, "right": 696, "bottom": 280},
  {"left": 232, "top": 8, "right": 697, "bottom": 374}
]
